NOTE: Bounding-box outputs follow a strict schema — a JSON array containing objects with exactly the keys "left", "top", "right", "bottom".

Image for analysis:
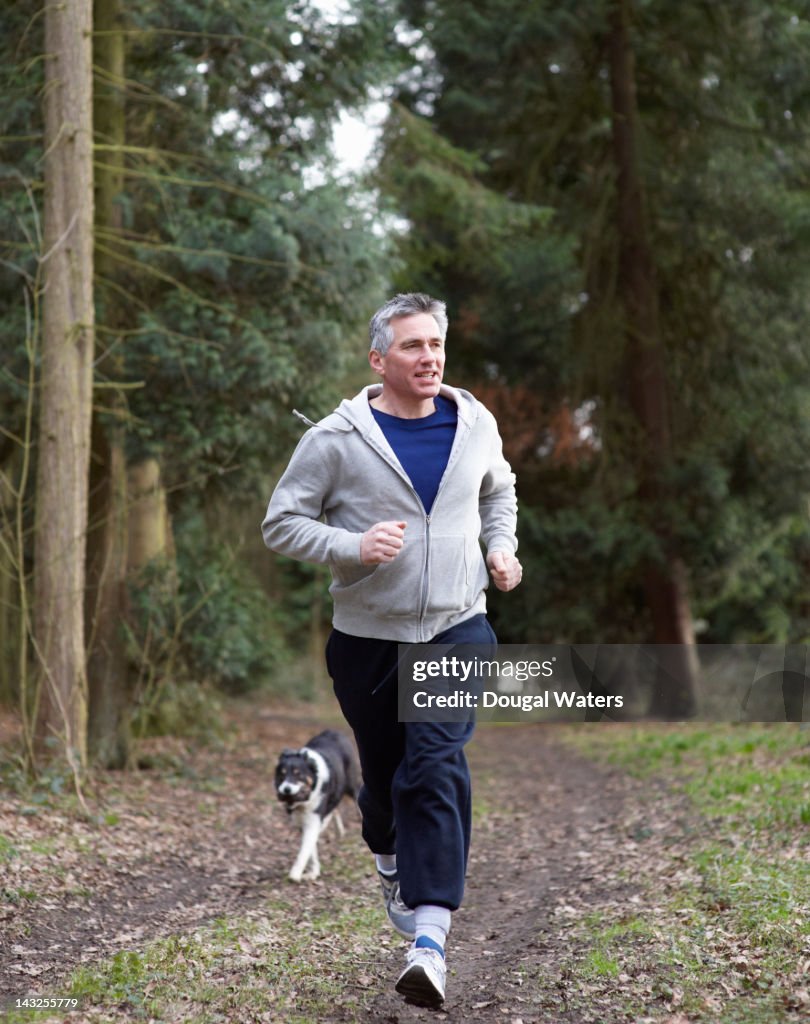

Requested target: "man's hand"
[
  {"left": 360, "top": 521, "right": 407, "bottom": 565},
  {"left": 487, "top": 550, "right": 523, "bottom": 592}
]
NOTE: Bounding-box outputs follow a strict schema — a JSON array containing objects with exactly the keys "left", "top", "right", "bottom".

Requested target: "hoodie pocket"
[
  {"left": 329, "top": 535, "right": 486, "bottom": 620},
  {"left": 329, "top": 538, "right": 426, "bottom": 618},
  {"left": 427, "top": 534, "right": 475, "bottom": 613}
]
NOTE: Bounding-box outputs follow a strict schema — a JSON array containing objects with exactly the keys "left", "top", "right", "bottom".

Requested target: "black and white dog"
[{"left": 274, "top": 729, "right": 360, "bottom": 883}]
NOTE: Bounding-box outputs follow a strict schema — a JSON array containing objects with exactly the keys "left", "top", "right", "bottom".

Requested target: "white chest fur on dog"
[{"left": 274, "top": 729, "right": 360, "bottom": 883}]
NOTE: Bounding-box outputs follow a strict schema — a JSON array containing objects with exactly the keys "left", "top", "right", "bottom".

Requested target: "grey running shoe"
[
  {"left": 395, "top": 944, "right": 446, "bottom": 1007},
  {"left": 378, "top": 870, "right": 415, "bottom": 940}
]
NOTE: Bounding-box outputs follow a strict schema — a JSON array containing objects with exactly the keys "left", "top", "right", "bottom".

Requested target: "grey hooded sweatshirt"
[{"left": 261, "top": 383, "right": 517, "bottom": 642}]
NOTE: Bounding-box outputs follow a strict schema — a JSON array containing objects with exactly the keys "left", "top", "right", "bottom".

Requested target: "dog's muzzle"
[{"left": 276, "top": 781, "right": 310, "bottom": 809}]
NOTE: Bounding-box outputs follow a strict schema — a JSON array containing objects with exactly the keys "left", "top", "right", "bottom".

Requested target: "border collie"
[{"left": 274, "top": 729, "right": 360, "bottom": 883}]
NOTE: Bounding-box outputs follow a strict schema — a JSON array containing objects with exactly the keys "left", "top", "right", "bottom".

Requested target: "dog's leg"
[
  {"left": 289, "top": 812, "right": 321, "bottom": 883},
  {"left": 332, "top": 809, "right": 345, "bottom": 838},
  {"left": 304, "top": 841, "right": 320, "bottom": 880},
  {"left": 299, "top": 812, "right": 330, "bottom": 880}
]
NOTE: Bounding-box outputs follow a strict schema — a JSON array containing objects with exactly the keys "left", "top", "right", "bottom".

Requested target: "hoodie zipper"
[
  {"left": 369, "top": 420, "right": 471, "bottom": 642},
  {"left": 418, "top": 513, "right": 431, "bottom": 635}
]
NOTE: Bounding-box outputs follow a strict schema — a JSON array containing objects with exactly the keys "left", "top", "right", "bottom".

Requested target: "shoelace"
[
  {"left": 380, "top": 873, "right": 407, "bottom": 907},
  {"left": 389, "top": 881, "right": 409, "bottom": 910},
  {"left": 405, "top": 946, "right": 445, "bottom": 970}
]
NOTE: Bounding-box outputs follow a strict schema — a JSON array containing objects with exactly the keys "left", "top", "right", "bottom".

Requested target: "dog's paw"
[
  {"left": 304, "top": 866, "right": 321, "bottom": 881},
  {"left": 288, "top": 868, "right": 304, "bottom": 883}
]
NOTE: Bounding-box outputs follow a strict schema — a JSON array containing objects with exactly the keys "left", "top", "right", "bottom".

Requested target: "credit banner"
[{"left": 396, "top": 645, "right": 810, "bottom": 723}]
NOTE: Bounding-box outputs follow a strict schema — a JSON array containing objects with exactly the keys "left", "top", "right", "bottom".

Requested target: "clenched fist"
[
  {"left": 361, "top": 520, "right": 407, "bottom": 565},
  {"left": 487, "top": 550, "right": 523, "bottom": 592}
]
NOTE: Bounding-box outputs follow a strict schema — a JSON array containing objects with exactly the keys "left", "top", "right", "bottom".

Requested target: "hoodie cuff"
[
  {"left": 330, "top": 530, "right": 365, "bottom": 565},
  {"left": 486, "top": 537, "right": 518, "bottom": 558}
]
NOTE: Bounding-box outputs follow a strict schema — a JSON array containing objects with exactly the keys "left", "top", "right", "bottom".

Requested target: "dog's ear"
[{"left": 279, "top": 747, "right": 298, "bottom": 758}]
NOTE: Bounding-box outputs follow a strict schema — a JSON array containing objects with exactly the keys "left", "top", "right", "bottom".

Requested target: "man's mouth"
[{"left": 415, "top": 371, "right": 438, "bottom": 378}]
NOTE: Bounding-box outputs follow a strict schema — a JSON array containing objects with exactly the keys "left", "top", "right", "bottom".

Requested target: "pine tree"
[
  {"left": 86, "top": 0, "right": 131, "bottom": 767},
  {"left": 607, "top": 0, "right": 697, "bottom": 712},
  {"left": 384, "top": 0, "right": 810, "bottom": 652}
]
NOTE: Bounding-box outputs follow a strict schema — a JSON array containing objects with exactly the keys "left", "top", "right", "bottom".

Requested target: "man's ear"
[{"left": 369, "top": 349, "right": 384, "bottom": 376}]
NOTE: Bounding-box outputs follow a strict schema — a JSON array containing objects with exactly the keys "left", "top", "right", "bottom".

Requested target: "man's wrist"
[{"left": 486, "top": 542, "right": 517, "bottom": 560}]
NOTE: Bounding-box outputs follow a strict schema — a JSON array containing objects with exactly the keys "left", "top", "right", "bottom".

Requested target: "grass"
[
  {"left": 559, "top": 722, "right": 810, "bottom": 1023},
  {"left": 3, "top": 842, "right": 391, "bottom": 1024},
  {"left": 4, "top": 717, "right": 807, "bottom": 1023},
  {"left": 0, "top": 835, "right": 17, "bottom": 861}
]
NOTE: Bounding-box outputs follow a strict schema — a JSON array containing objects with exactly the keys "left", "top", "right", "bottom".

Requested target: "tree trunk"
[
  {"left": 607, "top": 0, "right": 698, "bottom": 717},
  {"left": 34, "top": 0, "right": 95, "bottom": 766},
  {"left": 86, "top": 0, "right": 131, "bottom": 768},
  {"left": 86, "top": 419, "right": 130, "bottom": 765}
]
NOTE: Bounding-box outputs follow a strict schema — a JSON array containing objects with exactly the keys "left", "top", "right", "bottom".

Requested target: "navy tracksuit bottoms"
[{"left": 326, "top": 613, "right": 496, "bottom": 912}]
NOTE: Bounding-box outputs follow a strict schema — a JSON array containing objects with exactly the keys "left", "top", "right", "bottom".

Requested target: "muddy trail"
[{"left": 1, "top": 705, "right": 684, "bottom": 1022}]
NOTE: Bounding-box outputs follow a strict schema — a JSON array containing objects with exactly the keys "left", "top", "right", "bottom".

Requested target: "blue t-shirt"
[{"left": 370, "top": 395, "right": 458, "bottom": 513}]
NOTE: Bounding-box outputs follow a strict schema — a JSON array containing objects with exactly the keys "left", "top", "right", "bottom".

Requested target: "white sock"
[
  {"left": 414, "top": 904, "right": 451, "bottom": 949},
  {"left": 375, "top": 853, "right": 397, "bottom": 875}
]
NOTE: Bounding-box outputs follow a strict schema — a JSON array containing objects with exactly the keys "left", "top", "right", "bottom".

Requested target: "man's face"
[{"left": 369, "top": 312, "right": 446, "bottom": 405}]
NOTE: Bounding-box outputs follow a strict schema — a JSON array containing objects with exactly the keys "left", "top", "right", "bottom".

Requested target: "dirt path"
[
  {"left": 363, "top": 724, "right": 657, "bottom": 1023},
  {"left": 1, "top": 705, "right": 677, "bottom": 1021}
]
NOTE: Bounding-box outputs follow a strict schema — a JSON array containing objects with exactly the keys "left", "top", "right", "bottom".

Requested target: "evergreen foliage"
[
  {"left": 0, "top": 0, "right": 398, "bottom": 711},
  {"left": 384, "top": 0, "right": 810, "bottom": 643},
  {"left": 106, "top": 0, "right": 396, "bottom": 489}
]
